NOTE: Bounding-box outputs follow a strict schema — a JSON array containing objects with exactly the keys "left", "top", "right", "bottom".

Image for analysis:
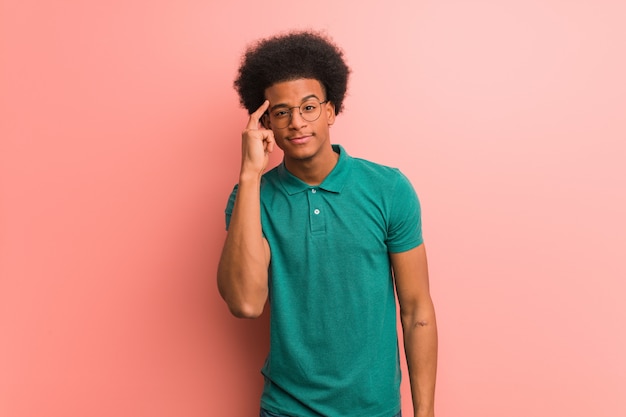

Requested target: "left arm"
[{"left": 391, "top": 243, "right": 438, "bottom": 417}]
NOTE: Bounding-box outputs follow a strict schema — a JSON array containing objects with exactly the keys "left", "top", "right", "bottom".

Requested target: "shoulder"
[
  {"left": 349, "top": 156, "right": 412, "bottom": 190},
  {"left": 259, "top": 165, "right": 283, "bottom": 192}
]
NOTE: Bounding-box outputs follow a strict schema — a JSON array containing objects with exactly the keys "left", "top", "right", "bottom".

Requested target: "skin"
[
  {"left": 262, "top": 78, "right": 338, "bottom": 185},
  {"left": 392, "top": 245, "right": 438, "bottom": 417},
  {"left": 217, "top": 78, "right": 437, "bottom": 417}
]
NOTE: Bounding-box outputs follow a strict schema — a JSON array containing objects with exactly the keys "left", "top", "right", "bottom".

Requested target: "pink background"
[{"left": 1, "top": 1, "right": 625, "bottom": 416}]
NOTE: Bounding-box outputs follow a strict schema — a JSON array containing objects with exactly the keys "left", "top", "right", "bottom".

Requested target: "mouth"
[{"left": 287, "top": 134, "right": 312, "bottom": 145}]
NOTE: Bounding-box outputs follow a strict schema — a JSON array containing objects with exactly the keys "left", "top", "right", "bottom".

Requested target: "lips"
[{"left": 288, "top": 135, "right": 312, "bottom": 145}]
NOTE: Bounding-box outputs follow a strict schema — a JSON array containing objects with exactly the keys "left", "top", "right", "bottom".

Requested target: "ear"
[{"left": 325, "top": 101, "right": 336, "bottom": 126}]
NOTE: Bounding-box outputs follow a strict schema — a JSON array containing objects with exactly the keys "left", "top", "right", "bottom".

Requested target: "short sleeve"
[
  {"left": 224, "top": 184, "right": 238, "bottom": 231},
  {"left": 385, "top": 170, "right": 423, "bottom": 253}
]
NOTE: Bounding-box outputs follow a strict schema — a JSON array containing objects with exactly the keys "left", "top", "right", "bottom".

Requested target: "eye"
[
  {"left": 273, "top": 109, "right": 289, "bottom": 118},
  {"left": 302, "top": 104, "right": 318, "bottom": 112}
]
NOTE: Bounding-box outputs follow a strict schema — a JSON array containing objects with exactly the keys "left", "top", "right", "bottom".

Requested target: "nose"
[{"left": 288, "top": 108, "right": 307, "bottom": 129}]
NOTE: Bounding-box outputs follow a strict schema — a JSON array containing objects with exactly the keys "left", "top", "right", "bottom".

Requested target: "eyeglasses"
[{"left": 266, "top": 98, "right": 328, "bottom": 129}]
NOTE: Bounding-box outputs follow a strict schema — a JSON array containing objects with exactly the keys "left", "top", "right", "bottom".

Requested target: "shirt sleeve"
[
  {"left": 385, "top": 170, "right": 423, "bottom": 253},
  {"left": 224, "top": 184, "right": 238, "bottom": 231}
]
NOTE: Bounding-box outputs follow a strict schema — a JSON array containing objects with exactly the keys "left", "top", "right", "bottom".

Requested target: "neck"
[{"left": 284, "top": 147, "right": 339, "bottom": 186}]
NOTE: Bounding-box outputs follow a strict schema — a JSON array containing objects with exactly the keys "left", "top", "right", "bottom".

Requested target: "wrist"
[{"left": 239, "top": 170, "right": 263, "bottom": 184}]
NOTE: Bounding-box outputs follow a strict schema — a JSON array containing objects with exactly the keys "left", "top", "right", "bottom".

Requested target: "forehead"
[{"left": 264, "top": 78, "right": 325, "bottom": 105}]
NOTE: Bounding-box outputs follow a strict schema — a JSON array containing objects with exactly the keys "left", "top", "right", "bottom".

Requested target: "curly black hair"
[{"left": 234, "top": 31, "right": 350, "bottom": 115}]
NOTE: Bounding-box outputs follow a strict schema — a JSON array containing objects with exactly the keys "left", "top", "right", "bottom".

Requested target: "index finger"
[{"left": 246, "top": 100, "right": 270, "bottom": 130}]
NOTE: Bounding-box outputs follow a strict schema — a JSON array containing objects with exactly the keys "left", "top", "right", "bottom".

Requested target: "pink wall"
[{"left": 2, "top": 1, "right": 625, "bottom": 416}]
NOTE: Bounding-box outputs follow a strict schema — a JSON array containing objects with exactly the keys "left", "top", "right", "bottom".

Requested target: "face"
[{"left": 263, "top": 78, "right": 336, "bottom": 165}]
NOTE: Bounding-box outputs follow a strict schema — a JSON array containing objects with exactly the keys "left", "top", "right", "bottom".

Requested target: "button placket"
[{"left": 308, "top": 188, "right": 325, "bottom": 234}]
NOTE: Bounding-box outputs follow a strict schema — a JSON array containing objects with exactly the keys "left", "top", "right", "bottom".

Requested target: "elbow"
[
  {"left": 228, "top": 301, "right": 265, "bottom": 319},
  {"left": 399, "top": 301, "right": 437, "bottom": 329},
  {"left": 218, "top": 283, "right": 266, "bottom": 319},
  {"left": 216, "top": 267, "right": 268, "bottom": 319}
]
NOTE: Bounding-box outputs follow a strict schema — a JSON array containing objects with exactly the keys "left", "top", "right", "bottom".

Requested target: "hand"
[{"left": 240, "top": 100, "right": 275, "bottom": 178}]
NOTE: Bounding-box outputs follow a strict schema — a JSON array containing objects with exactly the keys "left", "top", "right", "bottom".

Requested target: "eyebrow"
[{"left": 269, "top": 94, "right": 321, "bottom": 111}]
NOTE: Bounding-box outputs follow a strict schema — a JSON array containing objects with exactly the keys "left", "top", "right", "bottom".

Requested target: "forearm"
[
  {"left": 217, "top": 175, "right": 269, "bottom": 318},
  {"left": 401, "top": 300, "right": 438, "bottom": 417}
]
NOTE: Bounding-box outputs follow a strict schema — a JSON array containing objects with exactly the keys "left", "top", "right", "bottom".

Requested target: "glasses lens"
[
  {"left": 300, "top": 100, "right": 322, "bottom": 122},
  {"left": 270, "top": 108, "right": 290, "bottom": 129},
  {"left": 270, "top": 99, "right": 324, "bottom": 128}
]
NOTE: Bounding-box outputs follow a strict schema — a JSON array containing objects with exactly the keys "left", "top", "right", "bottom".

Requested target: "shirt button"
[
  {"left": 311, "top": 189, "right": 317, "bottom": 193},
  {"left": 314, "top": 209, "right": 320, "bottom": 215}
]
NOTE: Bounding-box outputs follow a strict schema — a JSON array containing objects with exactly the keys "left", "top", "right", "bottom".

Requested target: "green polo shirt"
[{"left": 225, "top": 145, "right": 423, "bottom": 417}]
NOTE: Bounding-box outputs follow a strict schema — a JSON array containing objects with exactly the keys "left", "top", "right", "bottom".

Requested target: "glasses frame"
[{"left": 265, "top": 99, "right": 329, "bottom": 129}]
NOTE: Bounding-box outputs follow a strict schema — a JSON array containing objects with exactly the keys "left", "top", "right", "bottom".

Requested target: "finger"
[
  {"left": 264, "top": 130, "right": 275, "bottom": 154},
  {"left": 246, "top": 100, "right": 270, "bottom": 130}
]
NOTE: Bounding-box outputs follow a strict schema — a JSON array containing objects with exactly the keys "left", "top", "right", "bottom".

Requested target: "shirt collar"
[{"left": 278, "top": 144, "right": 352, "bottom": 195}]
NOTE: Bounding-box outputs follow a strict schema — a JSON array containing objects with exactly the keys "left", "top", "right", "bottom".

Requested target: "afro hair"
[{"left": 234, "top": 31, "right": 350, "bottom": 115}]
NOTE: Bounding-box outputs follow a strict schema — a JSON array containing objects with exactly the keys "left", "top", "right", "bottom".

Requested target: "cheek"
[
  {"left": 271, "top": 131, "right": 288, "bottom": 147},
  {"left": 270, "top": 127, "right": 286, "bottom": 140}
]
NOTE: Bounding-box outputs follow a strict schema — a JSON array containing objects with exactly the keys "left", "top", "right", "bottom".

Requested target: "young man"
[{"left": 217, "top": 31, "right": 437, "bottom": 417}]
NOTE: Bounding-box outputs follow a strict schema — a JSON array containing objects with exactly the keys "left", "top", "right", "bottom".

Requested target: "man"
[{"left": 217, "top": 31, "right": 437, "bottom": 417}]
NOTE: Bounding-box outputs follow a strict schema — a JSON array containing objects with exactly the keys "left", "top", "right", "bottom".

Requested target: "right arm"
[{"left": 217, "top": 101, "right": 274, "bottom": 318}]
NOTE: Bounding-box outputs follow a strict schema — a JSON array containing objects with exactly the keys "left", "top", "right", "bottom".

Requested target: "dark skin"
[{"left": 217, "top": 78, "right": 437, "bottom": 417}]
